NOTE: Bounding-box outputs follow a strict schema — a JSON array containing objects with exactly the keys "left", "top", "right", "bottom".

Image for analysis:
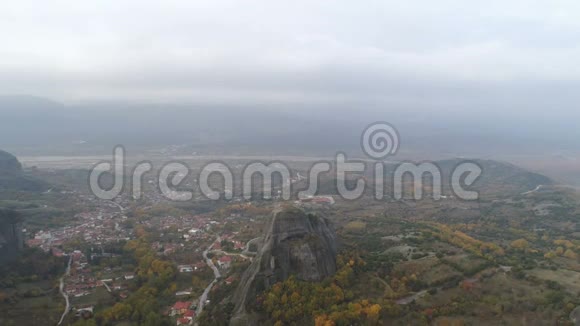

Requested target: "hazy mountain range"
[{"left": 1, "top": 95, "right": 578, "bottom": 160}]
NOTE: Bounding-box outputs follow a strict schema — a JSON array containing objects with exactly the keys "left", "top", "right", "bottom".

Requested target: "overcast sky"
[{"left": 2, "top": 0, "right": 580, "bottom": 112}]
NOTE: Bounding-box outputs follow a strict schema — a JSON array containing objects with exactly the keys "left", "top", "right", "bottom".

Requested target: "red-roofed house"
[
  {"left": 193, "top": 262, "right": 206, "bottom": 271},
  {"left": 26, "top": 239, "right": 43, "bottom": 247},
  {"left": 52, "top": 248, "right": 64, "bottom": 257},
  {"left": 234, "top": 241, "right": 244, "bottom": 250},
  {"left": 72, "top": 250, "right": 83, "bottom": 261},
  {"left": 177, "top": 317, "right": 192, "bottom": 325},
  {"left": 225, "top": 276, "right": 236, "bottom": 285},
  {"left": 217, "top": 256, "right": 232, "bottom": 269},
  {"left": 171, "top": 301, "right": 192, "bottom": 316}
]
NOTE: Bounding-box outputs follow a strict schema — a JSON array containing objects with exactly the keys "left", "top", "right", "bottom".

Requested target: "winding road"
[
  {"left": 242, "top": 237, "right": 262, "bottom": 256},
  {"left": 57, "top": 255, "right": 73, "bottom": 326},
  {"left": 108, "top": 200, "right": 125, "bottom": 213},
  {"left": 521, "top": 184, "right": 543, "bottom": 195},
  {"left": 196, "top": 235, "right": 221, "bottom": 320}
]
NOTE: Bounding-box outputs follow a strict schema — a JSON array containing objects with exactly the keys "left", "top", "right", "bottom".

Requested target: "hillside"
[
  {"left": 432, "top": 159, "right": 553, "bottom": 198},
  {"left": 0, "top": 150, "right": 22, "bottom": 172},
  {"left": 0, "top": 150, "right": 47, "bottom": 192},
  {"left": 309, "top": 159, "right": 552, "bottom": 199}
]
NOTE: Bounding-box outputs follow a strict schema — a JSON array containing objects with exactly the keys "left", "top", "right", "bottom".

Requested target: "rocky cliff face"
[
  {"left": 0, "top": 150, "right": 22, "bottom": 173},
  {"left": 0, "top": 149, "right": 46, "bottom": 192},
  {"left": 230, "top": 207, "right": 338, "bottom": 325},
  {"left": 0, "top": 209, "right": 23, "bottom": 265}
]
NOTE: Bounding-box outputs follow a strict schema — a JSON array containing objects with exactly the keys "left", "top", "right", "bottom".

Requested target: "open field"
[{"left": 528, "top": 268, "right": 580, "bottom": 295}]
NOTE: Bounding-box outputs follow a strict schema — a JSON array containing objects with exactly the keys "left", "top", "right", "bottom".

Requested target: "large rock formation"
[
  {"left": 0, "top": 150, "right": 22, "bottom": 173},
  {"left": 230, "top": 207, "right": 338, "bottom": 325},
  {"left": 0, "top": 209, "right": 24, "bottom": 265},
  {"left": 0, "top": 149, "right": 46, "bottom": 192}
]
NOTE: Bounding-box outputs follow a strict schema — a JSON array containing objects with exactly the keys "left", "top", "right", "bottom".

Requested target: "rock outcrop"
[
  {"left": 0, "top": 149, "right": 47, "bottom": 192},
  {"left": 230, "top": 206, "right": 338, "bottom": 325},
  {"left": 0, "top": 150, "right": 22, "bottom": 173},
  {"left": 0, "top": 209, "right": 24, "bottom": 265}
]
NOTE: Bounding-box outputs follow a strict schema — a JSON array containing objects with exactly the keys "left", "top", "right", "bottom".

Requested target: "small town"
[{"left": 19, "top": 181, "right": 336, "bottom": 325}]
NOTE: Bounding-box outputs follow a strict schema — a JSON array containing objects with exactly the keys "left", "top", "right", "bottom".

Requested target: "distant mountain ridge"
[
  {"left": 2, "top": 94, "right": 579, "bottom": 159},
  {"left": 0, "top": 95, "right": 358, "bottom": 153}
]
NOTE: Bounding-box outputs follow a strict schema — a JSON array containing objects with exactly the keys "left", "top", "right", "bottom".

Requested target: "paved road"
[
  {"left": 242, "top": 237, "right": 262, "bottom": 256},
  {"left": 396, "top": 290, "right": 427, "bottom": 305},
  {"left": 109, "top": 200, "right": 125, "bottom": 213},
  {"left": 521, "top": 184, "right": 543, "bottom": 195},
  {"left": 57, "top": 255, "right": 73, "bottom": 326},
  {"left": 101, "top": 280, "right": 112, "bottom": 293},
  {"left": 196, "top": 235, "right": 221, "bottom": 320},
  {"left": 210, "top": 249, "right": 252, "bottom": 261}
]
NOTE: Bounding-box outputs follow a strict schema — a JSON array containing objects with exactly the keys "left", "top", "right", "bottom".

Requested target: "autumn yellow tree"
[
  {"left": 564, "top": 249, "right": 578, "bottom": 260},
  {"left": 510, "top": 239, "right": 529, "bottom": 250}
]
